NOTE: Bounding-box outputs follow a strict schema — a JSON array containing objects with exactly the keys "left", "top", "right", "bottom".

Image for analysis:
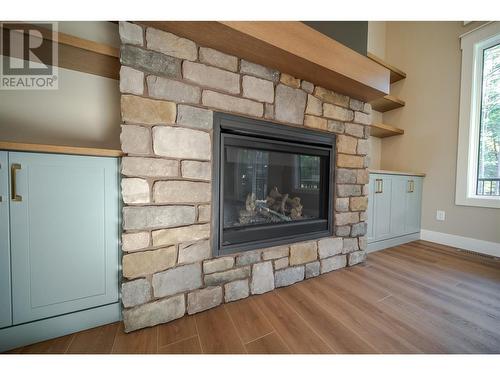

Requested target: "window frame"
[{"left": 456, "top": 22, "right": 500, "bottom": 209}]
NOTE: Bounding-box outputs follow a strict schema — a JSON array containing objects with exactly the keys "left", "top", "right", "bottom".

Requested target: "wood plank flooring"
[{"left": 4, "top": 240, "right": 500, "bottom": 354}]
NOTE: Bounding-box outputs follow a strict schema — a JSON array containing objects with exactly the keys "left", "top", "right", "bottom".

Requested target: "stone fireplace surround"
[{"left": 118, "top": 21, "right": 371, "bottom": 332}]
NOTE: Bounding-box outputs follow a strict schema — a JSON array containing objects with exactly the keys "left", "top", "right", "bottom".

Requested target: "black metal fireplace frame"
[{"left": 212, "top": 112, "right": 335, "bottom": 256}]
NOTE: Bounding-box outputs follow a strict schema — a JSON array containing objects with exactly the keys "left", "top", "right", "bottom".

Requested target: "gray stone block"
[
  {"left": 181, "top": 160, "right": 211, "bottom": 181},
  {"left": 119, "top": 22, "right": 143, "bottom": 46},
  {"left": 152, "top": 263, "right": 203, "bottom": 298},
  {"left": 348, "top": 250, "right": 367, "bottom": 266},
  {"left": 351, "top": 222, "right": 367, "bottom": 237},
  {"left": 204, "top": 266, "right": 250, "bottom": 286},
  {"left": 235, "top": 251, "right": 261, "bottom": 266},
  {"left": 240, "top": 60, "right": 279, "bottom": 82},
  {"left": 321, "top": 255, "right": 347, "bottom": 274},
  {"left": 122, "top": 278, "right": 151, "bottom": 308},
  {"left": 250, "top": 261, "right": 275, "bottom": 294},
  {"left": 123, "top": 294, "right": 185, "bottom": 332},
  {"left": 147, "top": 75, "right": 201, "bottom": 104},
  {"left": 123, "top": 205, "right": 195, "bottom": 230},
  {"left": 120, "top": 45, "right": 181, "bottom": 78},
  {"left": 121, "top": 157, "right": 179, "bottom": 178},
  {"left": 153, "top": 180, "right": 211, "bottom": 204},
  {"left": 120, "top": 66, "right": 144, "bottom": 95},
  {"left": 178, "top": 240, "right": 211, "bottom": 264},
  {"left": 224, "top": 279, "right": 250, "bottom": 302},
  {"left": 199, "top": 47, "right": 238, "bottom": 72},
  {"left": 274, "top": 266, "right": 305, "bottom": 288},
  {"left": 275, "top": 84, "right": 307, "bottom": 125},
  {"left": 305, "top": 261, "right": 320, "bottom": 279},
  {"left": 153, "top": 126, "right": 211, "bottom": 160},
  {"left": 318, "top": 237, "right": 343, "bottom": 259},
  {"left": 120, "top": 125, "right": 151, "bottom": 155},
  {"left": 187, "top": 287, "right": 222, "bottom": 314},
  {"left": 177, "top": 105, "right": 213, "bottom": 130}
]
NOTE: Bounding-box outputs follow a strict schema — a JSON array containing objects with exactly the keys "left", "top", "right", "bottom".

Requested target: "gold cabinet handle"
[
  {"left": 408, "top": 179, "right": 414, "bottom": 193},
  {"left": 375, "top": 178, "right": 383, "bottom": 193},
  {"left": 11, "top": 163, "right": 22, "bottom": 202}
]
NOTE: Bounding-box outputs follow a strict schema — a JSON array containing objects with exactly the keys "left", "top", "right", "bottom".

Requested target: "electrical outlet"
[{"left": 436, "top": 210, "right": 446, "bottom": 221}]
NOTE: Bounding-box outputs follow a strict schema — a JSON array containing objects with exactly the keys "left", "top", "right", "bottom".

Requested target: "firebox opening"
[{"left": 213, "top": 113, "right": 335, "bottom": 256}]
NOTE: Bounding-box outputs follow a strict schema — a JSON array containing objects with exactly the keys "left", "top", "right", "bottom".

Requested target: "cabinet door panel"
[
  {"left": 405, "top": 177, "right": 423, "bottom": 234},
  {"left": 9, "top": 152, "right": 119, "bottom": 325},
  {"left": 0, "top": 151, "right": 12, "bottom": 328},
  {"left": 390, "top": 176, "right": 407, "bottom": 237},
  {"left": 373, "top": 175, "right": 392, "bottom": 241}
]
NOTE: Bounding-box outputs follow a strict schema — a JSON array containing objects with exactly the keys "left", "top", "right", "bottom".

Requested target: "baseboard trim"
[
  {"left": 367, "top": 233, "right": 421, "bottom": 253},
  {"left": 420, "top": 229, "right": 500, "bottom": 258},
  {"left": 0, "top": 302, "right": 121, "bottom": 353}
]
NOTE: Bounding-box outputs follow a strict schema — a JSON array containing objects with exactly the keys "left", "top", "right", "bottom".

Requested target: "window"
[
  {"left": 477, "top": 43, "right": 500, "bottom": 196},
  {"left": 456, "top": 22, "right": 500, "bottom": 208}
]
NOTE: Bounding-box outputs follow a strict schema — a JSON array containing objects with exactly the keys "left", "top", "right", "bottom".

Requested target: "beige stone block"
[
  {"left": 153, "top": 127, "right": 210, "bottom": 160},
  {"left": 314, "top": 86, "right": 349, "bottom": 107},
  {"left": 280, "top": 73, "right": 300, "bottom": 88},
  {"left": 121, "top": 178, "right": 150, "bottom": 204},
  {"left": 121, "top": 95, "right": 176, "bottom": 125},
  {"left": 152, "top": 224, "right": 210, "bottom": 246},
  {"left": 304, "top": 115, "right": 328, "bottom": 130},
  {"left": 337, "top": 154, "right": 364, "bottom": 168},
  {"left": 323, "top": 103, "right": 354, "bottom": 122},
  {"left": 146, "top": 28, "right": 197, "bottom": 61},
  {"left": 202, "top": 90, "right": 263, "bottom": 118},
  {"left": 289, "top": 241, "right": 318, "bottom": 265},
  {"left": 350, "top": 196, "right": 368, "bottom": 211},
  {"left": 183, "top": 61, "right": 240, "bottom": 94},
  {"left": 199, "top": 47, "right": 238, "bottom": 72},
  {"left": 122, "top": 246, "right": 176, "bottom": 279},
  {"left": 337, "top": 135, "right": 358, "bottom": 154}
]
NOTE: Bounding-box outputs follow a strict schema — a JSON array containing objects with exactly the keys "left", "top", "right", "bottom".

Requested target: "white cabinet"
[{"left": 367, "top": 172, "right": 423, "bottom": 252}]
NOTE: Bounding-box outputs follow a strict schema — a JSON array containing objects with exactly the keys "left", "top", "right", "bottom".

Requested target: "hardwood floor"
[{"left": 4, "top": 240, "right": 500, "bottom": 354}]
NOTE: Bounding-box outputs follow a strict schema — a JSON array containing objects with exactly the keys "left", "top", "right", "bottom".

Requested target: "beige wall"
[
  {"left": 382, "top": 21, "right": 500, "bottom": 243},
  {"left": 0, "top": 22, "right": 121, "bottom": 149}
]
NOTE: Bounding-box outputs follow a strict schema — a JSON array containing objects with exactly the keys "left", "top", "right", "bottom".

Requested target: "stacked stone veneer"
[{"left": 118, "top": 22, "right": 371, "bottom": 332}]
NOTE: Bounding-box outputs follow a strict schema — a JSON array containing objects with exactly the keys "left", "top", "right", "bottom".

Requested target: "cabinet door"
[
  {"left": 405, "top": 177, "right": 423, "bottom": 234},
  {"left": 0, "top": 151, "right": 12, "bottom": 328},
  {"left": 9, "top": 152, "right": 119, "bottom": 325},
  {"left": 366, "top": 175, "right": 376, "bottom": 242},
  {"left": 373, "top": 175, "right": 393, "bottom": 241},
  {"left": 390, "top": 175, "right": 408, "bottom": 237}
]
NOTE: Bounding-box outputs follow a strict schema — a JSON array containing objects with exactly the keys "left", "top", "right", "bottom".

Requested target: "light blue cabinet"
[
  {"left": 367, "top": 172, "right": 423, "bottom": 251},
  {"left": 0, "top": 151, "right": 120, "bottom": 329},
  {"left": 0, "top": 152, "right": 12, "bottom": 328}
]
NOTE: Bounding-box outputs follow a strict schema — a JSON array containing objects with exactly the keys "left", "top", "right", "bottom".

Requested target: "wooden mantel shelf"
[
  {"left": 370, "top": 123, "right": 404, "bottom": 138},
  {"left": 139, "top": 21, "right": 391, "bottom": 102},
  {"left": 367, "top": 53, "right": 407, "bottom": 83},
  {"left": 0, "top": 142, "right": 123, "bottom": 157},
  {"left": 370, "top": 94, "right": 405, "bottom": 112}
]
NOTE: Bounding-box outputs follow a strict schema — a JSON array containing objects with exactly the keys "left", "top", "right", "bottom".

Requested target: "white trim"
[
  {"left": 0, "top": 302, "right": 121, "bottom": 352},
  {"left": 456, "top": 21, "right": 500, "bottom": 209},
  {"left": 367, "top": 233, "right": 420, "bottom": 253},
  {"left": 420, "top": 229, "right": 500, "bottom": 258},
  {"left": 459, "top": 21, "right": 493, "bottom": 39}
]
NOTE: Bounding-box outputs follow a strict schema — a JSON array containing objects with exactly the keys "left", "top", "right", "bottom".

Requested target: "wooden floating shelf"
[
  {"left": 140, "top": 21, "right": 391, "bottom": 102},
  {"left": 370, "top": 94, "right": 405, "bottom": 112},
  {"left": 0, "top": 141, "right": 123, "bottom": 157},
  {"left": 1, "top": 23, "right": 120, "bottom": 80},
  {"left": 370, "top": 123, "right": 404, "bottom": 138},
  {"left": 367, "top": 52, "right": 407, "bottom": 83}
]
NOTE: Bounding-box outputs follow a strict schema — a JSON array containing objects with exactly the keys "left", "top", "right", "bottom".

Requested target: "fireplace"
[{"left": 213, "top": 113, "right": 335, "bottom": 256}]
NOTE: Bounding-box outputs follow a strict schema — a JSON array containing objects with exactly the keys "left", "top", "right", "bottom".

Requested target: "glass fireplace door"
[{"left": 220, "top": 134, "right": 331, "bottom": 249}]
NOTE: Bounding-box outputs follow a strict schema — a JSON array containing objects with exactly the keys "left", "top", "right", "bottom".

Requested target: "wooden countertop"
[
  {"left": 0, "top": 141, "right": 123, "bottom": 157},
  {"left": 369, "top": 169, "right": 426, "bottom": 177}
]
